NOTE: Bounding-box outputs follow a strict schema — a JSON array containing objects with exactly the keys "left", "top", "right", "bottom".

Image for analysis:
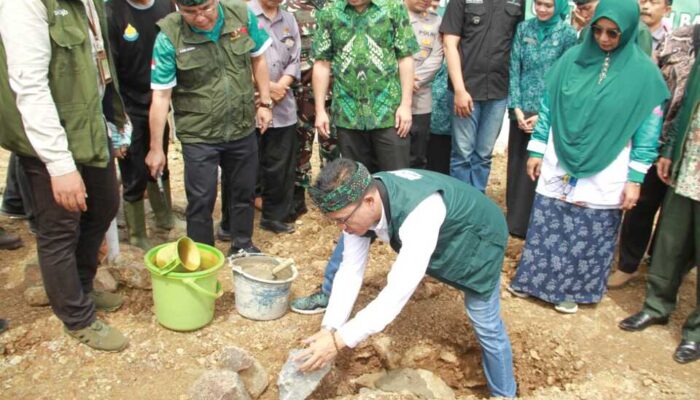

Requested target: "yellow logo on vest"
[{"left": 123, "top": 24, "right": 139, "bottom": 42}]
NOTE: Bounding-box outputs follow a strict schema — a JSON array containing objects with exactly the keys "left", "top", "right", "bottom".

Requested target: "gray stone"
[
  {"left": 24, "top": 286, "right": 49, "bottom": 306},
  {"left": 351, "top": 371, "right": 388, "bottom": 389},
  {"left": 239, "top": 358, "right": 268, "bottom": 399},
  {"left": 277, "top": 349, "right": 331, "bottom": 400},
  {"left": 217, "top": 346, "right": 255, "bottom": 372},
  {"left": 107, "top": 245, "right": 151, "bottom": 289},
  {"left": 375, "top": 369, "right": 455, "bottom": 400},
  {"left": 94, "top": 268, "right": 118, "bottom": 292},
  {"left": 189, "top": 369, "right": 251, "bottom": 400}
]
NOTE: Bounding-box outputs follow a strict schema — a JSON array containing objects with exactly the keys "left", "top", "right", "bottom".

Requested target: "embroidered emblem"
[
  {"left": 54, "top": 8, "right": 69, "bottom": 17},
  {"left": 123, "top": 24, "right": 139, "bottom": 42}
]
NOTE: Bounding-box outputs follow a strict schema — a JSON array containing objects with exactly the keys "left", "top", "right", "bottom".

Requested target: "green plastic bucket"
[{"left": 145, "top": 243, "right": 224, "bottom": 331}]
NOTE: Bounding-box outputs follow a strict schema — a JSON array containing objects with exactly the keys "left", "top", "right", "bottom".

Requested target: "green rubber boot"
[
  {"left": 147, "top": 179, "right": 186, "bottom": 232},
  {"left": 124, "top": 200, "right": 152, "bottom": 251}
]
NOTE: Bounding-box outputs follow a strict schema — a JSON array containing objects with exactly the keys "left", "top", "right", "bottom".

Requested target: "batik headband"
[{"left": 310, "top": 162, "right": 372, "bottom": 213}]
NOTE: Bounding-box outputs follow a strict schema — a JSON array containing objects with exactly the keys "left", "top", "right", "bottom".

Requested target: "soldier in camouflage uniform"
[{"left": 283, "top": 0, "right": 339, "bottom": 221}]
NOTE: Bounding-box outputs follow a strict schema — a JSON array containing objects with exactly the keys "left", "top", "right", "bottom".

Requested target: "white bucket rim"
[{"left": 228, "top": 253, "right": 298, "bottom": 284}]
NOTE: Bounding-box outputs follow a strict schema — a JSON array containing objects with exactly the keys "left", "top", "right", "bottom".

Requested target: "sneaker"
[
  {"left": 64, "top": 319, "right": 128, "bottom": 352},
  {"left": 290, "top": 291, "right": 329, "bottom": 315},
  {"left": 554, "top": 302, "right": 578, "bottom": 314},
  {"left": 607, "top": 270, "right": 639, "bottom": 289},
  {"left": 228, "top": 245, "right": 262, "bottom": 257},
  {"left": 88, "top": 290, "right": 123, "bottom": 312},
  {"left": 506, "top": 285, "right": 529, "bottom": 299}
]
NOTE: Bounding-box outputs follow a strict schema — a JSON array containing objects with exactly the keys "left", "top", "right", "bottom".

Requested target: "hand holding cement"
[
  {"left": 295, "top": 329, "right": 344, "bottom": 372},
  {"left": 51, "top": 170, "right": 87, "bottom": 212}
]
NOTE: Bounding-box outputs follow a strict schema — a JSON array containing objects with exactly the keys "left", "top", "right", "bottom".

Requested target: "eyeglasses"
[
  {"left": 179, "top": 0, "right": 218, "bottom": 17},
  {"left": 591, "top": 25, "right": 621, "bottom": 39},
  {"left": 328, "top": 200, "right": 363, "bottom": 226}
]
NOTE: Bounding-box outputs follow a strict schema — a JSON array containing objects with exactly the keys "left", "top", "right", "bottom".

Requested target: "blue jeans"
[
  {"left": 321, "top": 234, "right": 344, "bottom": 295},
  {"left": 465, "top": 287, "right": 517, "bottom": 397},
  {"left": 450, "top": 99, "right": 507, "bottom": 192}
]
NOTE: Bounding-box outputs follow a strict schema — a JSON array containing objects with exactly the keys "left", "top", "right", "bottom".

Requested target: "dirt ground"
[{"left": 0, "top": 145, "right": 699, "bottom": 400}]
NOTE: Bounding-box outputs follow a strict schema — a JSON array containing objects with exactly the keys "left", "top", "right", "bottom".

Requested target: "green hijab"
[
  {"left": 544, "top": 0, "right": 669, "bottom": 178},
  {"left": 535, "top": 0, "right": 570, "bottom": 42}
]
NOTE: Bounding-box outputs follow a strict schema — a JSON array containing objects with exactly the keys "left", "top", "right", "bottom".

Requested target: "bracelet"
[{"left": 329, "top": 328, "right": 341, "bottom": 353}]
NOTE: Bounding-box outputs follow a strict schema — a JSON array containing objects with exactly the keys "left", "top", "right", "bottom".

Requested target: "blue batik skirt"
[{"left": 510, "top": 194, "right": 622, "bottom": 304}]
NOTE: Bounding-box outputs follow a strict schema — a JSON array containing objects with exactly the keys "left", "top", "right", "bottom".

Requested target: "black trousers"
[
  {"left": 409, "top": 113, "right": 431, "bottom": 169},
  {"left": 506, "top": 120, "right": 537, "bottom": 238},
  {"left": 2, "top": 152, "right": 33, "bottom": 218},
  {"left": 117, "top": 113, "right": 170, "bottom": 202},
  {"left": 426, "top": 133, "right": 452, "bottom": 175},
  {"left": 20, "top": 154, "right": 119, "bottom": 330},
  {"left": 618, "top": 166, "right": 668, "bottom": 273},
  {"left": 258, "top": 124, "right": 298, "bottom": 222},
  {"left": 337, "top": 127, "right": 410, "bottom": 173},
  {"left": 182, "top": 133, "right": 257, "bottom": 248}
]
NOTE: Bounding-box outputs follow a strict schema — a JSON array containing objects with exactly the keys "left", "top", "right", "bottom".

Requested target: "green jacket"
[
  {"left": 0, "top": 0, "right": 125, "bottom": 168},
  {"left": 662, "top": 56, "right": 700, "bottom": 180},
  {"left": 374, "top": 170, "right": 508, "bottom": 297},
  {"left": 157, "top": 0, "right": 256, "bottom": 144}
]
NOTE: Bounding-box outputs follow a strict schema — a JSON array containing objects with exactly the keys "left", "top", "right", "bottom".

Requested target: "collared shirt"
[
  {"left": 249, "top": 0, "right": 300, "bottom": 127},
  {"left": 651, "top": 25, "right": 669, "bottom": 52},
  {"left": 440, "top": 0, "right": 524, "bottom": 101},
  {"left": 409, "top": 10, "right": 443, "bottom": 115},
  {"left": 313, "top": 0, "right": 420, "bottom": 130},
  {"left": 321, "top": 193, "right": 446, "bottom": 348},
  {"left": 150, "top": 4, "right": 271, "bottom": 89},
  {"left": 0, "top": 0, "right": 107, "bottom": 176}
]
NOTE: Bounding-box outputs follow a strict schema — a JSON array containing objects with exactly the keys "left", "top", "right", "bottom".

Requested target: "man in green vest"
[
  {"left": 0, "top": 0, "right": 130, "bottom": 351},
  {"left": 146, "top": 0, "right": 273, "bottom": 254},
  {"left": 296, "top": 159, "right": 516, "bottom": 398}
]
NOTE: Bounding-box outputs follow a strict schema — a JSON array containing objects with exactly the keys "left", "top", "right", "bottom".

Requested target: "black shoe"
[
  {"left": 619, "top": 311, "right": 669, "bottom": 332},
  {"left": 673, "top": 340, "right": 700, "bottom": 364},
  {"left": 228, "top": 245, "right": 262, "bottom": 257},
  {"left": 0, "top": 207, "right": 28, "bottom": 220},
  {"left": 216, "top": 225, "right": 232, "bottom": 241},
  {"left": 0, "top": 229, "right": 22, "bottom": 250},
  {"left": 0, "top": 319, "right": 7, "bottom": 334},
  {"left": 260, "top": 219, "right": 295, "bottom": 234}
]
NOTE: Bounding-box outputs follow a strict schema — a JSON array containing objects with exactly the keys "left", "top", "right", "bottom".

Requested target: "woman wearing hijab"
[
  {"left": 507, "top": 0, "right": 577, "bottom": 238},
  {"left": 508, "top": 0, "right": 669, "bottom": 314}
]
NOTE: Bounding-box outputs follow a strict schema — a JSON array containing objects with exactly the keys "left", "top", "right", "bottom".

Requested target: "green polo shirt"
[{"left": 313, "top": 0, "right": 419, "bottom": 130}]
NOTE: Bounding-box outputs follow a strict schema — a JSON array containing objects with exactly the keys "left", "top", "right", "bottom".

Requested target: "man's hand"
[
  {"left": 395, "top": 104, "right": 412, "bottom": 138},
  {"left": 657, "top": 157, "right": 672, "bottom": 184},
  {"left": 315, "top": 109, "right": 331, "bottom": 139},
  {"left": 51, "top": 171, "right": 87, "bottom": 212},
  {"left": 454, "top": 89, "right": 473, "bottom": 118},
  {"left": 620, "top": 182, "right": 641, "bottom": 211},
  {"left": 294, "top": 329, "right": 344, "bottom": 373},
  {"left": 257, "top": 107, "right": 272, "bottom": 134},
  {"left": 270, "top": 82, "right": 288, "bottom": 103},
  {"left": 145, "top": 149, "right": 167, "bottom": 179},
  {"left": 527, "top": 157, "right": 542, "bottom": 181},
  {"left": 413, "top": 76, "right": 421, "bottom": 92}
]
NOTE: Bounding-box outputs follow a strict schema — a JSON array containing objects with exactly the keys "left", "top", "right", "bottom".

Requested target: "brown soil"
[{"left": 0, "top": 146, "right": 698, "bottom": 400}]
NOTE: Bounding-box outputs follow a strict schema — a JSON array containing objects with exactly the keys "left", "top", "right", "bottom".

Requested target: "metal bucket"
[{"left": 230, "top": 254, "right": 298, "bottom": 321}]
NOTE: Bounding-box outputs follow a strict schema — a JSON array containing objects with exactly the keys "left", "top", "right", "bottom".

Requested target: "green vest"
[
  {"left": 0, "top": 0, "right": 125, "bottom": 168},
  {"left": 374, "top": 170, "right": 508, "bottom": 297},
  {"left": 157, "top": 0, "right": 256, "bottom": 144}
]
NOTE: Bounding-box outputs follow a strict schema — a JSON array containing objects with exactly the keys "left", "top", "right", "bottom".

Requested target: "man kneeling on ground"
[{"left": 296, "top": 159, "right": 516, "bottom": 397}]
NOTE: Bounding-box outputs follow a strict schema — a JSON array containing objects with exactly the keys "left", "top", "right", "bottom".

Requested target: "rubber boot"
[
  {"left": 147, "top": 180, "right": 186, "bottom": 233},
  {"left": 124, "top": 200, "right": 152, "bottom": 251}
]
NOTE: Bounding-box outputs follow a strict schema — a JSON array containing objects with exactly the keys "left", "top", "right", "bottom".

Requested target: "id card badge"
[{"left": 96, "top": 50, "right": 113, "bottom": 85}]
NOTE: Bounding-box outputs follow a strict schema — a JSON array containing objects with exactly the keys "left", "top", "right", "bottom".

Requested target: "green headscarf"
[
  {"left": 177, "top": 0, "right": 209, "bottom": 6},
  {"left": 544, "top": 0, "right": 669, "bottom": 179},
  {"left": 535, "top": 0, "right": 570, "bottom": 42}
]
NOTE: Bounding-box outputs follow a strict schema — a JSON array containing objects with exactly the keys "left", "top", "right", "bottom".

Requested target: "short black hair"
[{"left": 312, "top": 158, "right": 358, "bottom": 195}]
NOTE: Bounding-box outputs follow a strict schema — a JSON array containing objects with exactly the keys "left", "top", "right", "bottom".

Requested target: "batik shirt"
[{"left": 313, "top": 0, "right": 419, "bottom": 130}]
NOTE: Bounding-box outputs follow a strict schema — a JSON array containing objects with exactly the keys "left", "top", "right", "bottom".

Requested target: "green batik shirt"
[{"left": 313, "top": 0, "right": 419, "bottom": 130}]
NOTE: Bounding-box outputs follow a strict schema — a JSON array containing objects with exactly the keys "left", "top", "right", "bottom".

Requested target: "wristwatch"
[{"left": 259, "top": 99, "right": 273, "bottom": 109}]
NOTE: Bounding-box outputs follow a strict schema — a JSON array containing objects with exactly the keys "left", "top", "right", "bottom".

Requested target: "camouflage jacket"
[
  {"left": 658, "top": 25, "right": 697, "bottom": 156},
  {"left": 282, "top": 0, "right": 328, "bottom": 119}
]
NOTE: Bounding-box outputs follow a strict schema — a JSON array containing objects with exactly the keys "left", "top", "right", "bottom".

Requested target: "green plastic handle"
[
  {"left": 155, "top": 258, "right": 180, "bottom": 276},
  {"left": 182, "top": 278, "right": 223, "bottom": 299}
]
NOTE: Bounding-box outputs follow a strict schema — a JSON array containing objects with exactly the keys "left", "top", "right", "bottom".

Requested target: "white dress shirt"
[{"left": 321, "top": 193, "right": 447, "bottom": 348}]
